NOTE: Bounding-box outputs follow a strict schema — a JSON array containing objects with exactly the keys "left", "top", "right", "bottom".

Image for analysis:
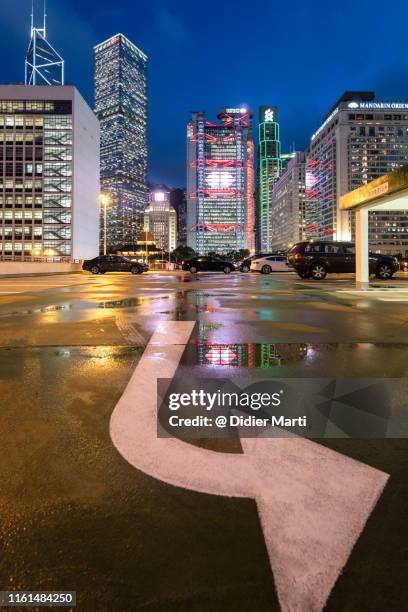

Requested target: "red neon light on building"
[{"left": 246, "top": 139, "right": 255, "bottom": 253}]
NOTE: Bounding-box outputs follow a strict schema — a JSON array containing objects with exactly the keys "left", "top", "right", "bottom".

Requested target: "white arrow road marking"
[{"left": 110, "top": 321, "right": 389, "bottom": 611}]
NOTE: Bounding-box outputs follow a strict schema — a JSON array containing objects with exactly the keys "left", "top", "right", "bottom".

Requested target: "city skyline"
[{"left": 1, "top": 0, "right": 408, "bottom": 186}]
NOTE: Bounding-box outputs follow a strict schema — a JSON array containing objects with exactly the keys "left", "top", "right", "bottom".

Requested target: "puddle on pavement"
[{"left": 0, "top": 295, "right": 174, "bottom": 317}]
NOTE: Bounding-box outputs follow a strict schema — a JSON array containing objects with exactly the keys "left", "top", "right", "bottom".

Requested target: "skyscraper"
[
  {"left": 258, "top": 106, "right": 282, "bottom": 252},
  {"left": 94, "top": 34, "right": 148, "bottom": 252},
  {"left": 187, "top": 107, "right": 255, "bottom": 255},
  {"left": 25, "top": 1, "right": 64, "bottom": 86},
  {"left": 306, "top": 91, "right": 408, "bottom": 253}
]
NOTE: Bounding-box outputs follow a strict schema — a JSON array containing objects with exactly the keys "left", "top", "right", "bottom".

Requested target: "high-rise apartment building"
[
  {"left": 144, "top": 189, "right": 177, "bottom": 252},
  {"left": 0, "top": 85, "right": 100, "bottom": 261},
  {"left": 187, "top": 107, "right": 255, "bottom": 255},
  {"left": 258, "top": 105, "right": 282, "bottom": 252},
  {"left": 94, "top": 33, "right": 148, "bottom": 252},
  {"left": 306, "top": 91, "right": 408, "bottom": 253},
  {"left": 270, "top": 152, "right": 306, "bottom": 251}
]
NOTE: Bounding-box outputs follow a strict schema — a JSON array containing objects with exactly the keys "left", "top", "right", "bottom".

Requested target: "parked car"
[
  {"left": 182, "top": 256, "right": 235, "bottom": 274},
  {"left": 250, "top": 255, "right": 289, "bottom": 274},
  {"left": 239, "top": 253, "right": 282, "bottom": 272},
  {"left": 287, "top": 241, "right": 399, "bottom": 280},
  {"left": 82, "top": 255, "right": 144, "bottom": 275}
]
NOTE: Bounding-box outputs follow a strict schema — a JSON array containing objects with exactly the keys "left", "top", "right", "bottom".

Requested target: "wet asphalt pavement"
[{"left": 0, "top": 271, "right": 407, "bottom": 611}]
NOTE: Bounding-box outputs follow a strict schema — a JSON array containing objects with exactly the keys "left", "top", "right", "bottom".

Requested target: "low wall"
[{"left": 0, "top": 261, "right": 83, "bottom": 277}]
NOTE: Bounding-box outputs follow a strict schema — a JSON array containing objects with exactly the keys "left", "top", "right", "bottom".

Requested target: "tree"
[{"left": 171, "top": 245, "right": 197, "bottom": 262}]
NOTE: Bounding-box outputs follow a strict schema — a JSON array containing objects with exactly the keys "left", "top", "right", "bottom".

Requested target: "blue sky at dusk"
[{"left": 2, "top": 0, "right": 408, "bottom": 186}]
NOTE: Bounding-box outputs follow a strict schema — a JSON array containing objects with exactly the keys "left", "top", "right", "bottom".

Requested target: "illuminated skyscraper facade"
[
  {"left": 94, "top": 34, "right": 147, "bottom": 252},
  {"left": 259, "top": 106, "right": 281, "bottom": 252},
  {"left": 306, "top": 92, "right": 408, "bottom": 253},
  {"left": 187, "top": 107, "right": 255, "bottom": 255}
]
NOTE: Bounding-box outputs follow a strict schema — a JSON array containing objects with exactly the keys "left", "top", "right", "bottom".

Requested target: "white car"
[{"left": 250, "top": 255, "right": 288, "bottom": 274}]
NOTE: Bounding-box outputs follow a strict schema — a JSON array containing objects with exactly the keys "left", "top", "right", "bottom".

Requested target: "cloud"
[{"left": 155, "top": 9, "right": 189, "bottom": 47}]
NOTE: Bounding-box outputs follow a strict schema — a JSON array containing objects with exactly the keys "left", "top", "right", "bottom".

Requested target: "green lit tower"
[{"left": 258, "top": 106, "right": 282, "bottom": 252}]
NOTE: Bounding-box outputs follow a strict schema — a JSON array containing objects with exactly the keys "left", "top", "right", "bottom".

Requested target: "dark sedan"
[
  {"left": 82, "top": 255, "right": 144, "bottom": 275},
  {"left": 287, "top": 241, "right": 399, "bottom": 280},
  {"left": 182, "top": 256, "right": 235, "bottom": 274}
]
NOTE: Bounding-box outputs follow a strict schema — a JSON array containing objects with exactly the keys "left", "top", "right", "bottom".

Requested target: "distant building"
[
  {"left": 94, "top": 33, "right": 148, "bottom": 252},
  {"left": 258, "top": 105, "right": 282, "bottom": 252},
  {"left": 306, "top": 91, "right": 408, "bottom": 254},
  {"left": 170, "top": 188, "right": 187, "bottom": 246},
  {"left": 187, "top": 107, "right": 255, "bottom": 254},
  {"left": 271, "top": 152, "right": 306, "bottom": 251},
  {"left": 281, "top": 151, "right": 296, "bottom": 172},
  {"left": 0, "top": 85, "right": 100, "bottom": 261},
  {"left": 144, "top": 189, "right": 177, "bottom": 252}
]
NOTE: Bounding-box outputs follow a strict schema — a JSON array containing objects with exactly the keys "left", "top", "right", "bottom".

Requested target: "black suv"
[
  {"left": 83, "top": 255, "right": 144, "bottom": 275},
  {"left": 182, "top": 256, "right": 235, "bottom": 274},
  {"left": 287, "top": 241, "right": 399, "bottom": 280}
]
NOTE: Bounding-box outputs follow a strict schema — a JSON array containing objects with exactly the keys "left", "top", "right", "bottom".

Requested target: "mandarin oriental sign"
[{"left": 347, "top": 102, "right": 408, "bottom": 110}]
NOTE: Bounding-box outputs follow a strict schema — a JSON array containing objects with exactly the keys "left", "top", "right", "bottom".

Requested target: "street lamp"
[{"left": 99, "top": 193, "right": 111, "bottom": 256}]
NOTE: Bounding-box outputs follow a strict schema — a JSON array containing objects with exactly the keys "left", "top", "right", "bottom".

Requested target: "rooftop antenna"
[{"left": 25, "top": 0, "right": 65, "bottom": 86}]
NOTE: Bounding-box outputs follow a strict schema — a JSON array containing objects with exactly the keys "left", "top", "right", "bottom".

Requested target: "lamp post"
[{"left": 99, "top": 193, "right": 111, "bottom": 255}]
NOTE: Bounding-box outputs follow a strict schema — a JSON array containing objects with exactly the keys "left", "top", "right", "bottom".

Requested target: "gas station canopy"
[{"left": 340, "top": 165, "right": 408, "bottom": 289}]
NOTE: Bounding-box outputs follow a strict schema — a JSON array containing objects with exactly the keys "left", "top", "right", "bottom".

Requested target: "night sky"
[{"left": 2, "top": 0, "right": 408, "bottom": 186}]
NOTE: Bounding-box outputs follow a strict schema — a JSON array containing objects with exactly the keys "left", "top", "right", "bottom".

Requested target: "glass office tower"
[
  {"left": 94, "top": 34, "right": 148, "bottom": 252},
  {"left": 187, "top": 107, "right": 255, "bottom": 255}
]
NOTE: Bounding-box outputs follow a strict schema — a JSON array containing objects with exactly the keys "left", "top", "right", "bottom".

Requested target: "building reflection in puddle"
[{"left": 197, "top": 342, "right": 308, "bottom": 368}]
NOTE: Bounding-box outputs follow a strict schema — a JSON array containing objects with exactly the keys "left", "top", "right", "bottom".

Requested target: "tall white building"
[
  {"left": 271, "top": 152, "right": 306, "bottom": 251},
  {"left": 0, "top": 85, "right": 100, "bottom": 261},
  {"left": 144, "top": 189, "right": 177, "bottom": 252},
  {"left": 306, "top": 91, "right": 408, "bottom": 254}
]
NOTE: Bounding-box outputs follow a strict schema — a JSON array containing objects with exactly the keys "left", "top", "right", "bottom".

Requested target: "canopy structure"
[{"left": 340, "top": 165, "right": 408, "bottom": 289}]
